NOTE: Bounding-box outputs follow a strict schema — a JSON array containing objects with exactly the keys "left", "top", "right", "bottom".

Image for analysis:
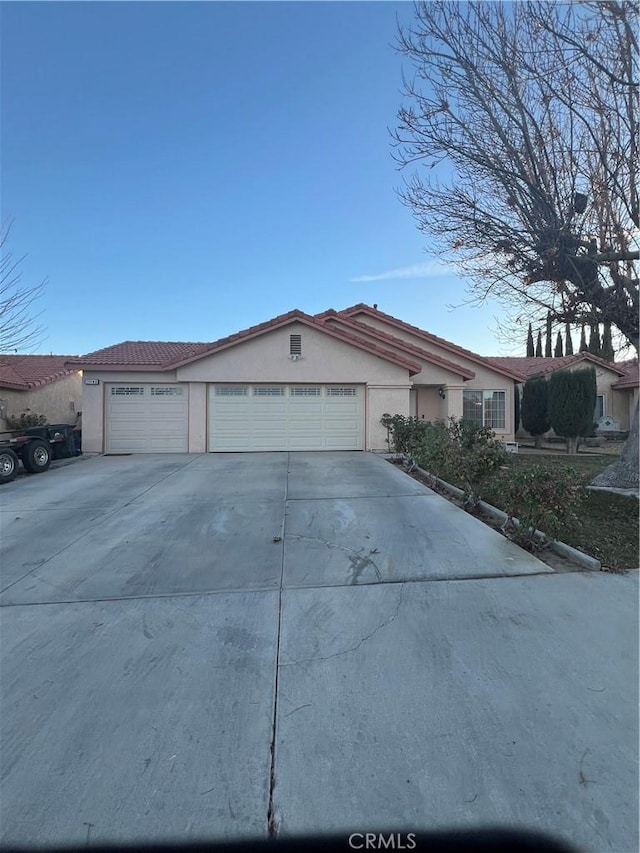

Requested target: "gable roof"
[
  {"left": 336, "top": 303, "right": 526, "bottom": 382},
  {"left": 319, "top": 310, "right": 476, "bottom": 380},
  {"left": 68, "top": 310, "right": 422, "bottom": 376},
  {"left": 0, "top": 355, "right": 80, "bottom": 391},
  {"left": 489, "top": 353, "right": 629, "bottom": 380},
  {"left": 612, "top": 360, "right": 639, "bottom": 389}
]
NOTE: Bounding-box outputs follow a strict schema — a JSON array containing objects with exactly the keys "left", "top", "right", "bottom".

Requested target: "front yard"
[{"left": 461, "top": 453, "right": 638, "bottom": 572}]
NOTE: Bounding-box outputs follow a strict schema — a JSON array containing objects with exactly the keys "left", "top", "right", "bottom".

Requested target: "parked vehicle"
[{"left": 0, "top": 423, "right": 78, "bottom": 485}]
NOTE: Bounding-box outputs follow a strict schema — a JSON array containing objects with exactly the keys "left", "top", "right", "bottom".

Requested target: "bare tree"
[
  {"left": 0, "top": 220, "right": 47, "bottom": 355},
  {"left": 393, "top": 0, "right": 639, "bottom": 488}
]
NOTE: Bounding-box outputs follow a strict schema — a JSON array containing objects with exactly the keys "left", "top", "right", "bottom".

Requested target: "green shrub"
[
  {"left": 548, "top": 367, "right": 597, "bottom": 454},
  {"left": 499, "top": 465, "right": 587, "bottom": 549},
  {"left": 521, "top": 377, "right": 550, "bottom": 447},
  {"left": 5, "top": 412, "right": 48, "bottom": 431}
]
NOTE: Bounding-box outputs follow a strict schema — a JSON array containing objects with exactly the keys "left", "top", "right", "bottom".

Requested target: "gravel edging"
[{"left": 406, "top": 462, "right": 602, "bottom": 572}]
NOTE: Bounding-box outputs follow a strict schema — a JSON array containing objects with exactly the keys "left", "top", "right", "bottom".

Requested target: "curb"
[{"left": 411, "top": 464, "right": 602, "bottom": 572}]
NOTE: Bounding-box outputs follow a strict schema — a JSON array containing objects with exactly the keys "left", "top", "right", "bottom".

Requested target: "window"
[
  {"left": 290, "top": 334, "right": 302, "bottom": 356},
  {"left": 253, "top": 387, "right": 285, "bottom": 396},
  {"left": 290, "top": 387, "right": 321, "bottom": 397},
  {"left": 326, "top": 387, "right": 357, "bottom": 397},
  {"left": 151, "top": 386, "right": 184, "bottom": 396},
  {"left": 111, "top": 386, "right": 145, "bottom": 396},
  {"left": 215, "top": 386, "right": 247, "bottom": 396},
  {"left": 463, "top": 390, "right": 505, "bottom": 429},
  {"left": 594, "top": 395, "right": 605, "bottom": 421}
]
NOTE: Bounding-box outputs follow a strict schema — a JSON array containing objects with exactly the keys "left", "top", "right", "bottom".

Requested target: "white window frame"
[
  {"left": 111, "top": 386, "right": 145, "bottom": 396},
  {"left": 215, "top": 386, "right": 248, "bottom": 397},
  {"left": 594, "top": 394, "right": 605, "bottom": 421},
  {"left": 326, "top": 387, "right": 357, "bottom": 397},
  {"left": 463, "top": 390, "right": 506, "bottom": 430},
  {"left": 290, "top": 387, "right": 321, "bottom": 397},
  {"left": 253, "top": 387, "right": 285, "bottom": 396}
]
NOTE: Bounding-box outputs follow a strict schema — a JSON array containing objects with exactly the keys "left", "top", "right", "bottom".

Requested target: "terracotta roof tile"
[
  {"left": 338, "top": 303, "right": 526, "bottom": 381},
  {"left": 489, "top": 354, "right": 628, "bottom": 379},
  {"left": 612, "top": 360, "right": 639, "bottom": 389},
  {"left": 69, "top": 310, "right": 422, "bottom": 376},
  {"left": 0, "top": 355, "right": 80, "bottom": 390},
  {"left": 319, "top": 311, "right": 476, "bottom": 379}
]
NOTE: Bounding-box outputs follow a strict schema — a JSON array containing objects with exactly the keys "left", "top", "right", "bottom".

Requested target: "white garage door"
[
  {"left": 209, "top": 385, "right": 363, "bottom": 451},
  {"left": 106, "top": 384, "right": 189, "bottom": 453}
]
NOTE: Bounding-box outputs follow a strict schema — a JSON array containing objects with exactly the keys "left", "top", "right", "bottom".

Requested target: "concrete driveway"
[{"left": 1, "top": 452, "right": 637, "bottom": 851}]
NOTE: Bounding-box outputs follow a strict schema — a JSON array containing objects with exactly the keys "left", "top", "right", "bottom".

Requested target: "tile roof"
[
  {"left": 69, "top": 310, "right": 423, "bottom": 376},
  {"left": 0, "top": 355, "right": 80, "bottom": 390},
  {"left": 319, "top": 311, "right": 476, "bottom": 379},
  {"left": 66, "top": 341, "right": 211, "bottom": 367},
  {"left": 488, "top": 353, "right": 629, "bottom": 379},
  {"left": 338, "top": 303, "right": 527, "bottom": 381},
  {"left": 612, "top": 360, "right": 639, "bottom": 389}
]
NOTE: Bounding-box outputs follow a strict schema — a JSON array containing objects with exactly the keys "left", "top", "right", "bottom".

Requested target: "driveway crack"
[
  {"left": 266, "top": 452, "right": 289, "bottom": 837},
  {"left": 281, "top": 583, "right": 405, "bottom": 666}
]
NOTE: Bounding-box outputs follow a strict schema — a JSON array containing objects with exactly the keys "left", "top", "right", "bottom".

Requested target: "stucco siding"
[
  {"left": 0, "top": 373, "right": 82, "bottom": 431},
  {"left": 176, "top": 322, "right": 409, "bottom": 386},
  {"left": 368, "top": 385, "right": 411, "bottom": 451}
]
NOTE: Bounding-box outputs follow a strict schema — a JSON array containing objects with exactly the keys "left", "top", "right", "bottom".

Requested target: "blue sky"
[{"left": 2, "top": 1, "right": 513, "bottom": 358}]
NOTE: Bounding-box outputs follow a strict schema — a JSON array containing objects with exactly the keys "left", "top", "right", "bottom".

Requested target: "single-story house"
[
  {"left": 489, "top": 353, "right": 639, "bottom": 435},
  {"left": 67, "top": 304, "right": 525, "bottom": 454},
  {"left": 0, "top": 355, "right": 82, "bottom": 431}
]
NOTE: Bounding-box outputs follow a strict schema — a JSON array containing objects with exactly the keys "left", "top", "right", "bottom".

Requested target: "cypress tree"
[
  {"left": 579, "top": 325, "right": 588, "bottom": 352},
  {"left": 535, "top": 330, "right": 543, "bottom": 357},
  {"left": 588, "top": 323, "right": 601, "bottom": 356},
  {"left": 521, "top": 377, "right": 550, "bottom": 449},
  {"left": 601, "top": 323, "right": 615, "bottom": 361},
  {"left": 548, "top": 367, "right": 597, "bottom": 454},
  {"left": 565, "top": 323, "right": 574, "bottom": 355},
  {"left": 554, "top": 331, "right": 563, "bottom": 357},
  {"left": 545, "top": 312, "right": 553, "bottom": 357},
  {"left": 526, "top": 323, "right": 535, "bottom": 357}
]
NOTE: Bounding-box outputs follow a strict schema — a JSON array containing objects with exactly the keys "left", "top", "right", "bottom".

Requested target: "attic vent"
[{"left": 289, "top": 334, "right": 302, "bottom": 356}]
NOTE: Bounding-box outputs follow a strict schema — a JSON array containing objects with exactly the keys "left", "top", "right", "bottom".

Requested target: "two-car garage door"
[
  {"left": 105, "top": 383, "right": 363, "bottom": 452},
  {"left": 208, "top": 384, "right": 363, "bottom": 451}
]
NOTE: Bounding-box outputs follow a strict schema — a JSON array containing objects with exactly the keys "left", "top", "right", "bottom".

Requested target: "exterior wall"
[
  {"left": 81, "top": 369, "right": 178, "bottom": 453},
  {"left": 0, "top": 373, "right": 82, "bottom": 431},
  {"left": 368, "top": 385, "right": 411, "bottom": 451},
  {"left": 351, "top": 313, "right": 516, "bottom": 440},
  {"left": 176, "top": 322, "right": 408, "bottom": 386},
  {"left": 188, "top": 382, "right": 207, "bottom": 453},
  {"left": 416, "top": 386, "right": 445, "bottom": 422}
]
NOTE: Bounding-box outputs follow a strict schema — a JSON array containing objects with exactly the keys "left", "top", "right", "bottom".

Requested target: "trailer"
[{"left": 0, "top": 424, "right": 78, "bottom": 485}]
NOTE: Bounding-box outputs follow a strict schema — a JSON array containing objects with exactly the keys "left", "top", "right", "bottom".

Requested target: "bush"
[
  {"left": 499, "top": 465, "right": 587, "bottom": 550},
  {"left": 5, "top": 412, "right": 48, "bottom": 431},
  {"left": 521, "top": 377, "right": 550, "bottom": 447},
  {"left": 548, "top": 367, "right": 597, "bottom": 453}
]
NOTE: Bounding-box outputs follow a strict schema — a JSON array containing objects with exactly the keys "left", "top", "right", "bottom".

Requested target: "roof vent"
[{"left": 290, "top": 334, "right": 302, "bottom": 358}]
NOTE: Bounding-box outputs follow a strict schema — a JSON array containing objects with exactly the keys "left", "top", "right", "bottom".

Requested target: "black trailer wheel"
[
  {"left": 0, "top": 448, "right": 19, "bottom": 484},
  {"left": 21, "top": 439, "right": 51, "bottom": 474}
]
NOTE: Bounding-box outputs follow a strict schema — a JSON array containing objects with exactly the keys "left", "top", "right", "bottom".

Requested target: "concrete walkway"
[{"left": 1, "top": 452, "right": 637, "bottom": 851}]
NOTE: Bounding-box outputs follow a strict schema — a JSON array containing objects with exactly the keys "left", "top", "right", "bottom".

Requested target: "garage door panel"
[
  {"left": 209, "top": 385, "right": 363, "bottom": 452},
  {"left": 106, "top": 385, "right": 188, "bottom": 454}
]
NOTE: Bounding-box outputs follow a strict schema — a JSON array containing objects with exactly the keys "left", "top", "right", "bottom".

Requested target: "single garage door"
[
  {"left": 209, "top": 384, "right": 363, "bottom": 451},
  {"left": 106, "top": 384, "right": 189, "bottom": 453}
]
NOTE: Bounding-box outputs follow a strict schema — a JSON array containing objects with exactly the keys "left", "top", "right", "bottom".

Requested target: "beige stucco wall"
[
  {"left": 81, "top": 370, "right": 178, "bottom": 453},
  {"left": 176, "top": 322, "right": 409, "bottom": 386},
  {"left": 368, "top": 385, "right": 411, "bottom": 451},
  {"left": 0, "top": 372, "right": 82, "bottom": 431},
  {"left": 188, "top": 382, "right": 207, "bottom": 453},
  {"left": 416, "top": 387, "right": 445, "bottom": 422},
  {"left": 351, "top": 313, "right": 516, "bottom": 440}
]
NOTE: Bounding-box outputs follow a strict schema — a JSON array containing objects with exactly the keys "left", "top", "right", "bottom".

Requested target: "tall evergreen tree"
[
  {"left": 564, "top": 323, "right": 574, "bottom": 356},
  {"left": 601, "top": 323, "right": 615, "bottom": 361},
  {"left": 548, "top": 367, "right": 597, "bottom": 454},
  {"left": 554, "top": 331, "right": 563, "bottom": 358},
  {"left": 579, "top": 326, "right": 588, "bottom": 353},
  {"left": 535, "top": 330, "right": 543, "bottom": 358},
  {"left": 545, "top": 312, "right": 553, "bottom": 357},
  {"left": 588, "top": 324, "right": 601, "bottom": 356},
  {"left": 521, "top": 377, "right": 550, "bottom": 449},
  {"left": 526, "top": 323, "right": 535, "bottom": 357}
]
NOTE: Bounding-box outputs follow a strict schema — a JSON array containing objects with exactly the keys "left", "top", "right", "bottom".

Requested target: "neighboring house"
[
  {"left": 490, "top": 353, "right": 639, "bottom": 435},
  {"left": 0, "top": 355, "right": 82, "bottom": 432},
  {"left": 67, "top": 304, "right": 525, "bottom": 454}
]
